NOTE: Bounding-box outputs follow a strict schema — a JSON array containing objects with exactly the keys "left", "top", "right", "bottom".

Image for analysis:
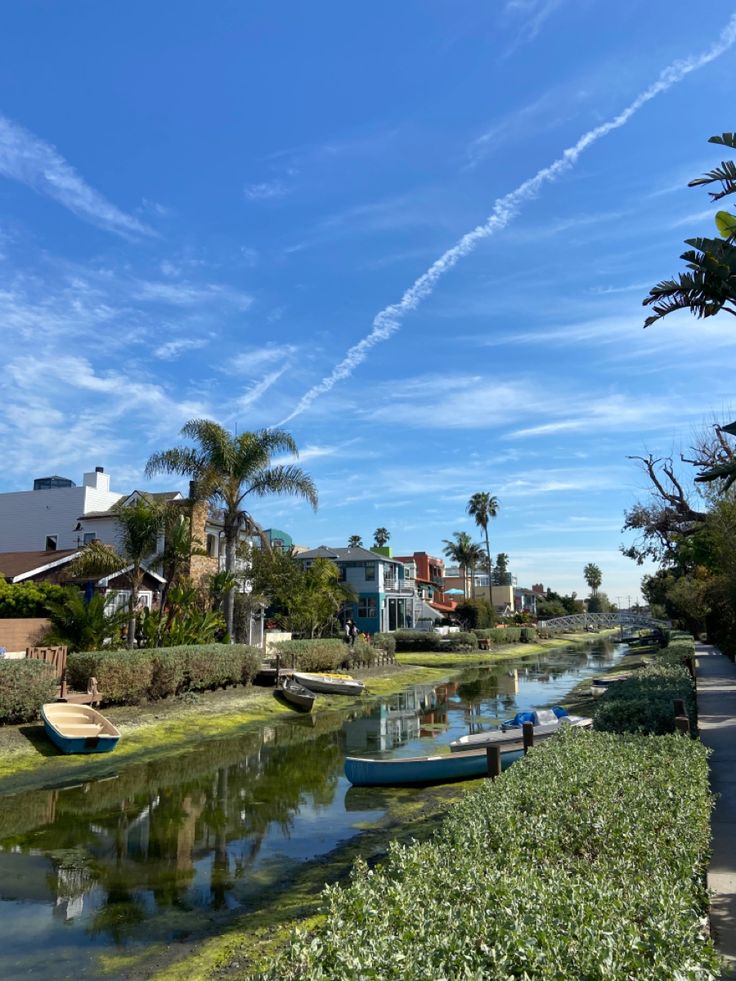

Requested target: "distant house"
[
  {"left": 392, "top": 551, "right": 456, "bottom": 619},
  {"left": 294, "top": 546, "right": 420, "bottom": 634}
]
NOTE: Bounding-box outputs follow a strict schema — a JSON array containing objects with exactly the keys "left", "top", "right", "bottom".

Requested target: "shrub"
[
  {"left": 274, "top": 639, "right": 345, "bottom": 673},
  {"left": 520, "top": 626, "right": 537, "bottom": 643},
  {"left": 393, "top": 630, "right": 442, "bottom": 652},
  {"left": 264, "top": 730, "right": 716, "bottom": 980},
  {"left": 475, "top": 627, "right": 523, "bottom": 645},
  {"left": 453, "top": 599, "right": 496, "bottom": 629},
  {"left": 442, "top": 631, "right": 478, "bottom": 652},
  {"left": 343, "top": 636, "right": 377, "bottom": 668},
  {"left": 0, "top": 660, "right": 57, "bottom": 724},
  {"left": 68, "top": 644, "right": 264, "bottom": 704},
  {"left": 68, "top": 649, "right": 154, "bottom": 704},
  {"left": 0, "top": 579, "right": 66, "bottom": 618},
  {"left": 593, "top": 661, "right": 695, "bottom": 735},
  {"left": 372, "top": 632, "right": 396, "bottom": 656}
]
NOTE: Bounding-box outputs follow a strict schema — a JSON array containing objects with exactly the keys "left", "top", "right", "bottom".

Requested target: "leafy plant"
[
  {"left": 0, "top": 660, "right": 57, "bottom": 723},
  {"left": 43, "top": 588, "right": 127, "bottom": 652}
]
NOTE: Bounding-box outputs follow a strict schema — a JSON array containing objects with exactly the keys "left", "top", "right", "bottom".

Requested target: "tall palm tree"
[
  {"left": 442, "top": 531, "right": 483, "bottom": 599},
  {"left": 583, "top": 562, "right": 602, "bottom": 596},
  {"left": 145, "top": 420, "right": 318, "bottom": 639},
  {"left": 466, "top": 493, "right": 499, "bottom": 607},
  {"left": 373, "top": 527, "right": 390, "bottom": 548},
  {"left": 347, "top": 535, "right": 363, "bottom": 548},
  {"left": 67, "top": 496, "right": 166, "bottom": 647}
]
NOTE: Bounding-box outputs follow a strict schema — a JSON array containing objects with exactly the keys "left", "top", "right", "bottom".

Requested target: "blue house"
[{"left": 295, "top": 546, "right": 418, "bottom": 634}]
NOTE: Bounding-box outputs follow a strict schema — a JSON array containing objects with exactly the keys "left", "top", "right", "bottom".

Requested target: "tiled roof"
[
  {"left": 296, "top": 545, "right": 403, "bottom": 565},
  {"left": 0, "top": 549, "right": 81, "bottom": 581}
]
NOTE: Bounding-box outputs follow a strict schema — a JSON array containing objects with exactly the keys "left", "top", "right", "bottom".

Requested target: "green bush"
[
  {"left": 393, "top": 630, "right": 442, "bottom": 652},
  {"left": 68, "top": 644, "right": 263, "bottom": 704},
  {"left": 475, "top": 627, "right": 523, "bottom": 645},
  {"left": 343, "top": 636, "right": 377, "bottom": 668},
  {"left": 593, "top": 661, "right": 695, "bottom": 735},
  {"left": 520, "top": 626, "right": 537, "bottom": 643},
  {"left": 0, "top": 660, "right": 58, "bottom": 724},
  {"left": 372, "top": 632, "right": 396, "bottom": 656},
  {"left": 274, "top": 639, "right": 345, "bottom": 673},
  {"left": 68, "top": 649, "right": 154, "bottom": 704},
  {"left": 264, "top": 730, "right": 716, "bottom": 980},
  {"left": 453, "top": 599, "right": 496, "bottom": 629},
  {"left": 0, "top": 579, "right": 66, "bottom": 618},
  {"left": 442, "top": 631, "right": 478, "bottom": 652}
]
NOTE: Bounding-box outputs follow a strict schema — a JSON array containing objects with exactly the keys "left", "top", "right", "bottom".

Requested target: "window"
[
  {"left": 83, "top": 532, "right": 97, "bottom": 545},
  {"left": 207, "top": 534, "right": 218, "bottom": 557},
  {"left": 358, "top": 597, "right": 377, "bottom": 618},
  {"left": 338, "top": 566, "right": 347, "bottom": 581},
  {"left": 364, "top": 562, "right": 376, "bottom": 581},
  {"left": 45, "top": 535, "right": 57, "bottom": 551}
]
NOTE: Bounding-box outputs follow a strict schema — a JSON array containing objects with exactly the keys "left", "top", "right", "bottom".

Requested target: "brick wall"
[{"left": 0, "top": 618, "right": 52, "bottom": 653}]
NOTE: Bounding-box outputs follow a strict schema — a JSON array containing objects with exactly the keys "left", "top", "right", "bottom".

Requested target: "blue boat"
[
  {"left": 41, "top": 702, "right": 121, "bottom": 755},
  {"left": 344, "top": 746, "right": 523, "bottom": 787}
]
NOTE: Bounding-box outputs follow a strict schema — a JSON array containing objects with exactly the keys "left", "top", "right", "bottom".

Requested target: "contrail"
[{"left": 278, "top": 13, "right": 736, "bottom": 425}]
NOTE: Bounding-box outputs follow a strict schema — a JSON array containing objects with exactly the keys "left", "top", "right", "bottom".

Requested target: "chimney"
[{"left": 83, "top": 468, "right": 111, "bottom": 493}]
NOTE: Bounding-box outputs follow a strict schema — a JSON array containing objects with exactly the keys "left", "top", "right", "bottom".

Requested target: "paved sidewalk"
[{"left": 696, "top": 643, "right": 736, "bottom": 978}]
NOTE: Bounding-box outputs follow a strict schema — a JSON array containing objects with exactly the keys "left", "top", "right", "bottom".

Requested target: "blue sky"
[{"left": 1, "top": 1, "right": 735, "bottom": 603}]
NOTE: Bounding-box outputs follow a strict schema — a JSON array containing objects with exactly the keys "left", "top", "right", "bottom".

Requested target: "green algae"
[
  {"left": 394, "top": 635, "right": 596, "bottom": 668},
  {"left": 0, "top": 665, "right": 449, "bottom": 797}
]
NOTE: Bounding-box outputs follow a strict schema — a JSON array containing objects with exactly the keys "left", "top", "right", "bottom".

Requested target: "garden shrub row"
[
  {"left": 392, "top": 630, "right": 442, "bottom": 652},
  {"left": 0, "top": 660, "right": 58, "bottom": 723},
  {"left": 274, "top": 639, "right": 346, "bottom": 672},
  {"left": 264, "top": 728, "right": 716, "bottom": 980},
  {"left": 67, "top": 644, "right": 262, "bottom": 705},
  {"left": 473, "top": 626, "right": 524, "bottom": 644},
  {"left": 593, "top": 634, "right": 697, "bottom": 735}
]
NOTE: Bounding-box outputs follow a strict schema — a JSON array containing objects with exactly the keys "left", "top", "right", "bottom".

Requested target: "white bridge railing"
[{"left": 538, "top": 612, "right": 670, "bottom": 631}]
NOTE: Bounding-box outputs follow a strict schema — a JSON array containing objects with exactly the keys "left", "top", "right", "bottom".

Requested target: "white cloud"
[
  {"left": 230, "top": 344, "right": 298, "bottom": 376},
  {"left": 0, "top": 113, "right": 153, "bottom": 237},
  {"left": 133, "top": 279, "right": 252, "bottom": 309},
  {"left": 236, "top": 368, "right": 287, "bottom": 411},
  {"left": 244, "top": 180, "right": 289, "bottom": 201},
  {"left": 153, "top": 337, "right": 210, "bottom": 361}
]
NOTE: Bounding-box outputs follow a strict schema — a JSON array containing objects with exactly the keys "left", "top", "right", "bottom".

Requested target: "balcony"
[{"left": 383, "top": 576, "right": 417, "bottom": 595}]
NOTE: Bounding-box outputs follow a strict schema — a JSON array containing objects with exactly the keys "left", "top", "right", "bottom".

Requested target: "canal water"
[{"left": 0, "top": 639, "right": 621, "bottom": 979}]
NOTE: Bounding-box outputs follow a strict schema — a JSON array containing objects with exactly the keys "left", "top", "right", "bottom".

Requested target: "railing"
[{"left": 383, "top": 576, "right": 417, "bottom": 594}]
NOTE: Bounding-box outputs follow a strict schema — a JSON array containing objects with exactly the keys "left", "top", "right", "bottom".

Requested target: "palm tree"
[
  {"left": 442, "top": 531, "right": 484, "bottom": 599},
  {"left": 145, "top": 420, "right": 318, "bottom": 639},
  {"left": 67, "top": 497, "right": 166, "bottom": 648},
  {"left": 347, "top": 535, "right": 363, "bottom": 548},
  {"left": 583, "top": 562, "right": 602, "bottom": 596},
  {"left": 466, "top": 493, "right": 499, "bottom": 607},
  {"left": 373, "top": 527, "right": 390, "bottom": 548}
]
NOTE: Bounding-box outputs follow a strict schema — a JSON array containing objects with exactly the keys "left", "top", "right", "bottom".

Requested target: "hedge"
[
  {"left": 264, "top": 729, "right": 717, "bottom": 979},
  {"left": 473, "top": 627, "right": 523, "bottom": 644},
  {"left": 441, "top": 631, "right": 478, "bottom": 652},
  {"left": 67, "top": 644, "right": 262, "bottom": 705},
  {"left": 372, "top": 633, "right": 396, "bottom": 656},
  {"left": 392, "top": 630, "right": 442, "bottom": 652},
  {"left": 274, "top": 639, "right": 346, "bottom": 673},
  {"left": 0, "top": 660, "right": 58, "bottom": 724},
  {"left": 593, "top": 635, "right": 697, "bottom": 735}
]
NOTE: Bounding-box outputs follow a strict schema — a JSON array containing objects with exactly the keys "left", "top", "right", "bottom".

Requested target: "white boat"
[
  {"left": 292, "top": 671, "right": 365, "bottom": 696},
  {"left": 41, "top": 702, "right": 121, "bottom": 754},
  {"left": 449, "top": 708, "right": 591, "bottom": 753}
]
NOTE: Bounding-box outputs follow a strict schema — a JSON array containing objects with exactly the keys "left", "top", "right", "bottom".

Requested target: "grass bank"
[
  {"left": 0, "top": 663, "right": 449, "bottom": 796},
  {"left": 395, "top": 632, "right": 605, "bottom": 668}
]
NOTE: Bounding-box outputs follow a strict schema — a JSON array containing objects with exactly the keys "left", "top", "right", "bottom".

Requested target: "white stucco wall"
[{"left": 0, "top": 471, "right": 122, "bottom": 552}]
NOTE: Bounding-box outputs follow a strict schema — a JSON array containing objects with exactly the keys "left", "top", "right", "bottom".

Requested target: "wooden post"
[
  {"left": 522, "top": 721, "right": 534, "bottom": 754},
  {"left": 675, "top": 715, "right": 690, "bottom": 735},
  {"left": 486, "top": 745, "right": 501, "bottom": 779},
  {"left": 275, "top": 654, "right": 280, "bottom": 686},
  {"left": 673, "top": 698, "right": 687, "bottom": 717}
]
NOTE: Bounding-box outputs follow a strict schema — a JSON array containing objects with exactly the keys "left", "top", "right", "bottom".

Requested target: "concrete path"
[{"left": 696, "top": 643, "right": 736, "bottom": 978}]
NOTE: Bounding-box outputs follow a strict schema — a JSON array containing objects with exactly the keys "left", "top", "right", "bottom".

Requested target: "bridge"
[{"left": 537, "top": 611, "right": 670, "bottom": 632}]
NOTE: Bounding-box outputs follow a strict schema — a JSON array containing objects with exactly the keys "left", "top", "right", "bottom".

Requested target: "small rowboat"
[
  {"left": 293, "top": 671, "right": 365, "bottom": 696},
  {"left": 276, "top": 676, "right": 316, "bottom": 712},
  {"left": 41, "top": 703, "right": 120, "bottom": 755},
  {"left": 344, "top": 745, "right": 524, "bottom": 787},
  {"left": 449, "top": 708, "right": 592, "bottom": 753}
]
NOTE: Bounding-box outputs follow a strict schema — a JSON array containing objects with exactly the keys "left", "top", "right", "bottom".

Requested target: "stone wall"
[
  {"left": 0, "top": 618, "right": 51, "bottom": 654},
  {"left": 188, "top": 500, "right": 219, "bottom": 585}
]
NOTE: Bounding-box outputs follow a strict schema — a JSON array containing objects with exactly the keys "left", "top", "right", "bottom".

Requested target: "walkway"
[{"left": 696, "top": 643, "right": 736, "bottom": 978}]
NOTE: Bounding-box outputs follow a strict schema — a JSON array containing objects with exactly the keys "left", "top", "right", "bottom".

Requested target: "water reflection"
[{"left": 0, "top": 638, "right": 619, "bottom": 979}]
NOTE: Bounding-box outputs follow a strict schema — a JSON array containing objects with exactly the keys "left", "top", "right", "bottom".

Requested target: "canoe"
[
  {"left": 276, "top": 676, "right": 316, "bottom": 712},
  {"left": 293, "top": 671, "right": 365, "bottom": 696},
  {"left": 449, "top": 708, "right": 592, "bottom": 752},
  {"left": 344, "top": 745, "right": 524, "bottom": 787},
  {"left": 41, "top": 702, "right": 120, "bottom": 755}
]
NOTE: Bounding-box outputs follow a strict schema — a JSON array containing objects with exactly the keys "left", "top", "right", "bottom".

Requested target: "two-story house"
[
  {"left": 393, "top": 551, "right": 456, "bottom": 619},
  {"left": 294, "top": 546, "right": 420, "bottom": 634}
]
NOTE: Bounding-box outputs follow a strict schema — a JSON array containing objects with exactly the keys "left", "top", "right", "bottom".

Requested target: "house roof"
[
  {"left": 80, "top": 489, "right": 182, "bottom": 519},
  {"left": 0, "top": 549, "right": 82, "bottom": 583},
  {"left": 296, "top": 545, "right": 404, "bottom": 566}
]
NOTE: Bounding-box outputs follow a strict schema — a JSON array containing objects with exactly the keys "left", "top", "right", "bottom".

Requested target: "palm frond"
[
  {"left": 245, "top": 465, "right": 319, "bottom": 509},
  {"left": 708, "top": 133, "right": 736, "bottom": 150},
  {"left": 66, "top": 541, "right": 125, "bottom": 580},
  {"left": 688, "top": 159, "right": 736, "bottom": 200}
]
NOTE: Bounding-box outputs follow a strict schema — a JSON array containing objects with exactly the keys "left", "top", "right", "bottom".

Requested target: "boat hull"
[
  {"left": 293, "top": 672, "right": 365, "bottom": 696},
  {"left": 277, "top": 678, "right": 315, "bottom": 712},
  {"left": 449, "top": 716, "right": 592, "bottom": 753},
  {"left": 344, "top": 747, "right": 523, "bottom": 787},
  {"left": 41, "top": 704, "right": 120, "bottom": 755}
]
